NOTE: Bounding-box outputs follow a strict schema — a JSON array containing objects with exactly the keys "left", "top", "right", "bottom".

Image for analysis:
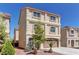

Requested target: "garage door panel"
[{"left": 43, "top": 40, "right": 58, "bottom": 48}]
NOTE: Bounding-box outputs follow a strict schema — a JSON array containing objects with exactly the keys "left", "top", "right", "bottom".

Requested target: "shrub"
[
  {"left": 0, "top": 45, "right": 3, "bottom": 52},
  {"left": 1, "top": 40, "right": 15, "bottom": 55}
]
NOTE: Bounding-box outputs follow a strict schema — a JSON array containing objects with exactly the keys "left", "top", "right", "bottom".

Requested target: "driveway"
[{"left": 52, "top": 47, "right": 79, "bottom": 55}]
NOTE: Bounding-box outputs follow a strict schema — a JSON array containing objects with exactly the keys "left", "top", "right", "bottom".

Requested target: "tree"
[
  {"left": 32, "top": 22, "right": 45, "bottom": 51},
  {"left": 0, "top": 19, "right": 6, "bottom": 43},
  {"left": 1, "top": 39, "right": 15, "bottom": 55},
  {"left": 9, "top": 38, "right": 14, "bottom": 46},
  {"left": 0, "top": 19, "right": 6, "bottom": 51},
  {"left": 0, "top": 19, "right": 15, "bottom": 55}
]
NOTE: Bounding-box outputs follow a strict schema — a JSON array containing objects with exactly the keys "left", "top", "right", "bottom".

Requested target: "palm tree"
[{"left": 49, "top": 42, "right": 53, "bottom": 53}]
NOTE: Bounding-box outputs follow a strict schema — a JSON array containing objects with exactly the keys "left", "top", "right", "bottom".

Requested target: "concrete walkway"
[
  {"left": 52, "top": 47, "right": 79, "bottom": 55},
  {"left": 15, "top": 48, "right": 62, "bottom": 55}
]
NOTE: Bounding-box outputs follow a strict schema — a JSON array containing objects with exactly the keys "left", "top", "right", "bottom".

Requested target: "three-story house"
[{"left": 19, "top": 7, "right": 61, "bottom": 50}]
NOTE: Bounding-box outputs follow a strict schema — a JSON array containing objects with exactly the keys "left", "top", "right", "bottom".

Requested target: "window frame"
[
  {"left": 50, "top": 16, "right": 56, "bottom": 22},
  {"left": 50, "top": 27, "right": 56, "bottom": 33},
  {"left": 76, "top": 40, "right": 79, "bottom": 45},
  {"left": 71, "top": 30, "right": 74, "bottom": 34},
  {"left": 33, "top": 12, "right": 40, "bottom": 18}
]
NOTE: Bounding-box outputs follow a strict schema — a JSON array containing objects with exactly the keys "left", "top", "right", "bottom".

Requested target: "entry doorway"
[
  {"left": 28, "top": 38, "right": 33, "bottom": 50},
  {"left": 71, "top": 40, "right": 74, "bottom": 47}
]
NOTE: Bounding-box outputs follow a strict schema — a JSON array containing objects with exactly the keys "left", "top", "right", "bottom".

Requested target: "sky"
[{"left": 0, "top": 3, "right": 79, "bottom": 39}]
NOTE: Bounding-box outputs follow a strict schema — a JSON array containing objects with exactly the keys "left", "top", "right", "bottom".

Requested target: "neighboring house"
[
  {"left": 0, "top": 13, "right": 10, "bottom": 46},
  {"left": 0, "top": 13, "right": 10, "bottom": 39},
  {"left": 14, "top": 28, "right": 19, "bottom": 47},
  {"left": 61, "top": 26, "right": 79, "bottom": 48},
  {"left": 19, "top": 7, "right": 61, "bottom": 50}
]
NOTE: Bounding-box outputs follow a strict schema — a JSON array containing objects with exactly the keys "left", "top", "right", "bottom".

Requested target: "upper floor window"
[
  {"left": 50, "top": 16, "right": 56, "bottom": 22},
  {"left": 71, "top": 30, "right": 74, "bottom": 34},
  {"left": 50, "top": 27, "right": 56, "bottom": 32},
  {"left": 33, "top": 12, "right": 40, "bottom": 17}
]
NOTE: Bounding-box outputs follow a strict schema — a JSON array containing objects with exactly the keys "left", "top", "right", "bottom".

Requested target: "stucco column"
[
  {"left": 74, "top": 40, "right": 76, "bottom": 47},
  {"left": 58, "top": 39, "right": 61, "bottom": 47},
  {"left": 70, "top": 40, "right": 71, "bottom": 47}
]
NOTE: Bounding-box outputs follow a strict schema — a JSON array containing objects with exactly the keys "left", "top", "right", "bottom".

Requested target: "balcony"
[{"left": 28, "top": 19, "right": 60, "bottom": 26}]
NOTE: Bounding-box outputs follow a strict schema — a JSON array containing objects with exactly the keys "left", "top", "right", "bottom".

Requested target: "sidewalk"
[{"left": 15, "top": 48, "right": 26, "bottom": 55}]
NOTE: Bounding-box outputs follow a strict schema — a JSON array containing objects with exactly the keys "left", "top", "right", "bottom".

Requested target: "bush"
[
  {"left": 0, "top": 45, "right": 3, "bottom": 52},
  {"left": 1, "top": 40, "right": 15, "bottom": 55}
]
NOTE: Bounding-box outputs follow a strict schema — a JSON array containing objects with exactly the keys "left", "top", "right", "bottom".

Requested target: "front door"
[
  {"left": 28, "top": 38, "right": 33, "bottom": 50},
  {"left": 71, "top": 40, "right": 74, "bottom": 47}
]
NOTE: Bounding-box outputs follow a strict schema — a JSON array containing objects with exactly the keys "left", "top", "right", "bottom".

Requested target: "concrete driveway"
[{"left": 52, "top": 47, "right": 79, "bottom": 55}]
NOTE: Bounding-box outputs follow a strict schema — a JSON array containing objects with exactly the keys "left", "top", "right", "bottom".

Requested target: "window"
[
  {"left": 76, "top": 40, "right": 79, "bottom": 45},
  {"left": 50, "top": 16, "right": 56, "bottom": 21},
  {"left": 33, "top": 12, "right": 40, "bottom": 17},
  {"left": 71, "top": 30, "right": 74, "bottom": 34},
  {"left": 76, "top": 40, "right": 79, "bottom": 42},
  {"left": 29, "top": 38, "right": 33, "bottom": 49},
  {"left": 50, "top": 27, "right": 55, "bottom": 32},
  {"left": 69, "top": 30, "right": 74, "bottom": 37}
]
